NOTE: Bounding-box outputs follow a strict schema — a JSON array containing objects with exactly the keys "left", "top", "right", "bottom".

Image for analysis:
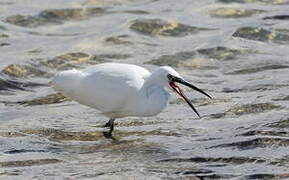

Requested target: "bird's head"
[{"left": 154, "top": 66, "right": 212, "bottom": 118}]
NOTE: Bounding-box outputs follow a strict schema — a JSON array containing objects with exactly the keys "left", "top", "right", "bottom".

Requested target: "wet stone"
[
  {"left": 0, "top": 33, "right": 9, "bottom": 38},
  {"left": 197, "top": 46, "right": 248, "bottom": 61},
  {"left": 263, "top": 15, "right": 289, "bottom": 20},
  {"left": 225, "top": 64, "right": 289, "bottom": 74},
  {"left": 16, "top": 93, "right": 70, "bottom": 106},
  {"left": 0, "top": 131, "right": 24, "bottom": 137},
  {"left": 266, "top": 117, "right": 289, "bottom": 128},
  {"left": 1, "top": 64, "right": 50, "bottom": 78},
  {"left": 4, "top": 149, "right": 47, "bottom": 154},
  {"left": 5, "top": 8, "right": 108, "bottom": 28},
  {"left": 210, "top": 8, "right": 264, "bottom": 18},
  {"left": 129, "top": 19, "right": 209, "bottom": 37},
  {"left": 241, "top": 130, "right": 289, "bottom": 137},
  {"left": 121, "top": 10, "right": 150, "bottom": 15},
  {"left": 40, "top": 52, "right": 108, "bottom": 70},
  {"left": 0, "top": 43, "right": 10, "bottom": 47},
  {"left": 210, "top": 137, "right": 289, "bottom": 150},
  {"left": 218, "top": 0, "right": 289, "bottom": 5},
  {"left": 275, "top": 28, "right": 289, "bottom": 34},
  {"left": 227, "top": 103, "right": 281, "bottom": 115},
  {"left": 0, "top": 159, "right": 62, "bottom": 167},
  {"left": 104, "top": 35, "right": 132, "bottom": 45},
  {"left": 159, "top": 156, "right": 266, "bottom": 164},
  {"left": 273, "top": 95, "right": 289, "bottom": 101},
  {"left": 146, "top": 46, "right": 246, "bottom": 67},
  {"left": 97, "top": 54, "right": 131, "bottom": 60},
  {"left": 0, "top": 77, "right": 27, "bottom": 91},
  {"left": 222, "top": 84, "right": 288, "bottom": 93},
  {"left": 146, "top": 51, "right": 196, "bottom": 67},
  {"left": 233, "top": 27, "right": 289, "bottom": 44}
]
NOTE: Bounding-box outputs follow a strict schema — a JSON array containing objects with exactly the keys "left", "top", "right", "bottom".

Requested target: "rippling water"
[{"left": 1, "top": 0, "right": 289, "bottom": 179}]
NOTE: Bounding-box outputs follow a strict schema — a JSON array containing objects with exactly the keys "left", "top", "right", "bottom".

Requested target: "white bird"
[{"left": 52, "top": 63, "right": 211, "bottom": 136}]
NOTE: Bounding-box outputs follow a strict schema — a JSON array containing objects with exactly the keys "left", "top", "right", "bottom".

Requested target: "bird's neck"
[
  {"left": 134, "top": 75, "right": 170, "bottom": 116},
  {"left": 142, "top": 70, "right": 165, "bottom": 90}
]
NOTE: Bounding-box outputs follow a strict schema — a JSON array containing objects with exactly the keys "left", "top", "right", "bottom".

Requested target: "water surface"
[{"left": 1, "top": 0, "right": 289, "bottom": 179}]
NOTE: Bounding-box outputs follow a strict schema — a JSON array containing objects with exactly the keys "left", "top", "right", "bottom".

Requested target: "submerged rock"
[
  {"left": 18, "top": 93, "right": 70, "bottom": 106},
  {"left": 5, "top": 8, "right": 108, "bottom": 27},
  {"left": 233, "top": 27, "right": 289, "bottom": 44},
  {"left": 225, "top": 64, "right": 289, "bottom": 74},
  {"left": 210, "top": 8, "right": 264, "bottom": 18},
  {"left": 146, "top": 46, "right": 247, "bottom": 67},
  {"left": 210, "top": 137, "right": 289, "bottom": 150},
  {"left": 129, "top": 19, "right": 209, "bottom": 37},
  {"left": 227, "top": 103, "right": 281, "bottom": 115},
  {"left": 273, "top": 95, "right": 289, "bottom": 101},
  {"left": 104, "top": 35, "right": 132, "bottom": 45},
  {"left": 197, "top": 46, "right": 247, "bottom": 61},
  {"left": 1, "top": 93, "right": 70, "bottom": 106},
  {"left": 267, "top": 117, "right": 289, "bottom": 128},
  {"left": 0, "top": 43, "right": 10, "bottom": 47},
  {"left": 121, "top": 10, "right": 149, "bottom": 15},
  {"left": 1, "top": 64, "right": 50, "bottom": 78},
  {"left": 0, "top": 77, "right": 26, "bottom": 91},
  {"left": 263, "top": 15, "right": 289, "bottom": 20},
  {"left": 40, "top": 52, "right": 108, "bottom": 70},
  {"left": 0, "top": 33, "right": 9, "bottom": 38},
  {"left": 0, "top": 159, "right": 62, "bottom": 167},
  {"left": 146, "top": 51, "right": 196, "bottom": 67},
  {"left": 159, "top": 156, "right": 266, "bottom": 164},
  {"left": 218, "top": 0, "right": 289, "bottom": 5}
]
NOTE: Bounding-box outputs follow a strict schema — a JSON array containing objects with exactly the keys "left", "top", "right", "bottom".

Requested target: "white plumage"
[{"left": 52, "top": 63, "right": 211, "bottom": 135}]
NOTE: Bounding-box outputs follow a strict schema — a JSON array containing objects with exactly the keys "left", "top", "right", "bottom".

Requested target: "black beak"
[{"left": 169, "top": 75, "right": 212, "bottom": 118}]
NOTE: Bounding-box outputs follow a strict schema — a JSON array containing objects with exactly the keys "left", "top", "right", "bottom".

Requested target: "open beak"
[{"left": 169, "top": 76, "right": 211, "bottom": 118}]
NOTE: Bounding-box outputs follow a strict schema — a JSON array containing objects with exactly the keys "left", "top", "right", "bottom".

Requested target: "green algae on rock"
[
  {"left": 5, "top": 8, "right": 108, "bottom": 27},
  {"left": 129, "top": 19, "right": 209, "bottom": 37},
  {"left": 233, "top": 27, "right": 289, "bottom": 43},
  {"left": 210, "top": 8, "right": 264, "bottom": 18}
]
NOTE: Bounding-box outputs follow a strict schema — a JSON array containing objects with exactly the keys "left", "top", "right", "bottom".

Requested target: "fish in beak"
[{"left": 168, "top": 74, "right": 212, "bottom": 118}]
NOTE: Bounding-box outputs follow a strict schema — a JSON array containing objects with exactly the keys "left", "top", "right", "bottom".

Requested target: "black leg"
[
  {"left": 103, "top": 118, "right": 114, "bottom": 128},
  {"left": 103, "top": 118, "right": 115, "bottom": 138}
]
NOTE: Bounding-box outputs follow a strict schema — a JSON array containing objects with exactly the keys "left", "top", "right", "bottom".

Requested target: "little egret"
[{"left": 52, "top": 63, "right": 211, "bottom": 135}]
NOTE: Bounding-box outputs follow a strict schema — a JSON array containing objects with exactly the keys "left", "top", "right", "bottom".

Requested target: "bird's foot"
[{"left": 103, "top": 131, "right": 112, "bottom": 138}]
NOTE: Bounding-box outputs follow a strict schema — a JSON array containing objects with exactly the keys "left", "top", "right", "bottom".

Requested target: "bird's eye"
[{"left": 167, "top": 74, "right": 173, "bottom": 81}]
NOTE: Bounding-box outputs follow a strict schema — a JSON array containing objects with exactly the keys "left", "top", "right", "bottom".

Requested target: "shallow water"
[{"left": 1, "top": 0, "right": 289, "bottom": 179}]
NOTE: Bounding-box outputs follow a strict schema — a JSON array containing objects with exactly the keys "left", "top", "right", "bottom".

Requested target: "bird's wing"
[{"left": 67, "top": 63, "right": 151, "bottom": 114}]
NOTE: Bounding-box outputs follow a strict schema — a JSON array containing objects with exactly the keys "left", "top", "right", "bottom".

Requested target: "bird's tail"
[{"left": 51, "top": 69, "right": 83, "bottom": 93}]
